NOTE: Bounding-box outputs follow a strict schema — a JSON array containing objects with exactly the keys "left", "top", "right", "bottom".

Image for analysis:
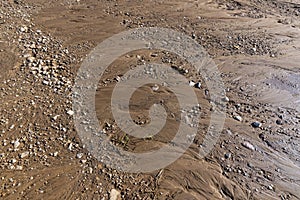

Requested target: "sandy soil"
[{"left": 1, "top": 0, "right": 300, "bottom": 199}]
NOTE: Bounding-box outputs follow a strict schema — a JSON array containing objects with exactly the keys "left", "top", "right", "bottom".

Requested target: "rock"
[
  {"left": 225, "top": 152, "right": 231, "bottom": 159},
  {"left": 276, "top": 119, "right": 283, "bottom": 125},
  {"left": 268, "top": 184, "right": 274, "bottom": 190},
  {"left": 225, "top": 129, "right": 233, "bottom": 135},
  {"left": 234, "top": 115, "right": 243, "bottom": 122},
  {"left": 52, "top": 115, "right": 59, "bottom": 121},
  {"left": 76, "top": 153, "right": 83, "bottom": 159},
  {"left": 110, "top": 189, "right": 121, "bottom": 200},
  {"left": 222, "top": 96, "right": 230, "bottom": 102},
  {"left": 13, "top": 139, "right": 20, "bottom": 149},
  {"left": 151, "top": 84, "right": 159, "bottom": 91},
  {"left": 16, "top": 165, "right": 23, "bottom": 170},
  {"left": 189, "top": 80, "right": 196, "bottom": 87},
  {"left": 19, "top": 151, "right": 29, "bottom": 158},
  {"left": 251, "top": 121, "right": 262, "bottom": 128},
  {"left": 20, "top": 26, "right": 28, "bottom": 32},
  {"left": 150, "top": 53, "right": 158, "bottom": 57},
  {"left": 67, "top": 110, "right": 74, "bottom": 116},
  {"left": 242, "top": 141, "right": 255, "bottom": 151},
  {"left": 27, "top": 56, "right": 35, "bottom": 63},
  {"left": 42, "top": 80, "right": 49, "bottom": 85},
  {"left": 195, "top": 82, "right": 201, "bottom": 89}
]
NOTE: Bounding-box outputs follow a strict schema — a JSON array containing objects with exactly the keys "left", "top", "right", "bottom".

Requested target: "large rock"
[{"left": 110, "top": 189, "right": 121, "bottom": 200}]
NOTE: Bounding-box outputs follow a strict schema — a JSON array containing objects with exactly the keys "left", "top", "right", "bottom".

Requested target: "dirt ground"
[{"left": 1, "top": 0, "right": 300, "bottom": 199}]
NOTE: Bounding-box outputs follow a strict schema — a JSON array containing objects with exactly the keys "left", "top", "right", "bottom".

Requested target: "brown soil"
[{"left": 1, "top": 0, "right": 300, "bottom": 199}]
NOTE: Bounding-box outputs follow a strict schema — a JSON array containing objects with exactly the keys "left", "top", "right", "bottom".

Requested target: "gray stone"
[{"left": 251, "top": 121, "right": 262, "bottom": 128}]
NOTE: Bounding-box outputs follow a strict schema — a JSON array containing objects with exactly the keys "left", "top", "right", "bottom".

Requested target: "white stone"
[
  {"left": 151, "top": 84, "right": 159, "bottom": 91},
  {"left": 234, "top": 115, "right": 243, "bottom": 122},
  {"left": 222, "top": 96, "right": 230, "bottom": 102},
  {"left": 242, "top": 141, "right": 255, "bottom": 151},
  {"left": 110, "top": 189, "right": 121, "bottom": 200},
  {"left": 67, "top": 110, "right": 74, "bottom": 116},
  {"left": 189, "top": 80, "right": 196, "bottom": 87},
  {"left": 52, "top": 115, "right": 59, "bottom": 121},
  {"left": 14, "top": 139, "right": 20, "bottom": 149},
  {"left": 42, "top": 80, "right": 49, "bottom": 85},
  {"left": 20, "top": 151, "right": 29, "bottom": 158},
  {"left": 20, "top": 26, "right": 28, "bottom": 32},
  {"left": 27, "top": 56, "right": 35, "bottom": 63},
  {"left": 76, "top": 153, "right": 83, "bottom": 159}
]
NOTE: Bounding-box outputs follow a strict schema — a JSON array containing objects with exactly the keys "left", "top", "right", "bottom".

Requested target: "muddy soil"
[{"left": 1, "top": 0, "right": 300, "bottom": 199}]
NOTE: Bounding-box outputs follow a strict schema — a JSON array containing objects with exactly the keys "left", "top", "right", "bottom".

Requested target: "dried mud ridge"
[{"left": 1, "top": 0, "right": 300, "bottom": 200}]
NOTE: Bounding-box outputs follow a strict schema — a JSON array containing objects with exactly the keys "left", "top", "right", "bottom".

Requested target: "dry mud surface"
[{"left": 1, "top": 0, "right": 300, "bottom": 199}]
